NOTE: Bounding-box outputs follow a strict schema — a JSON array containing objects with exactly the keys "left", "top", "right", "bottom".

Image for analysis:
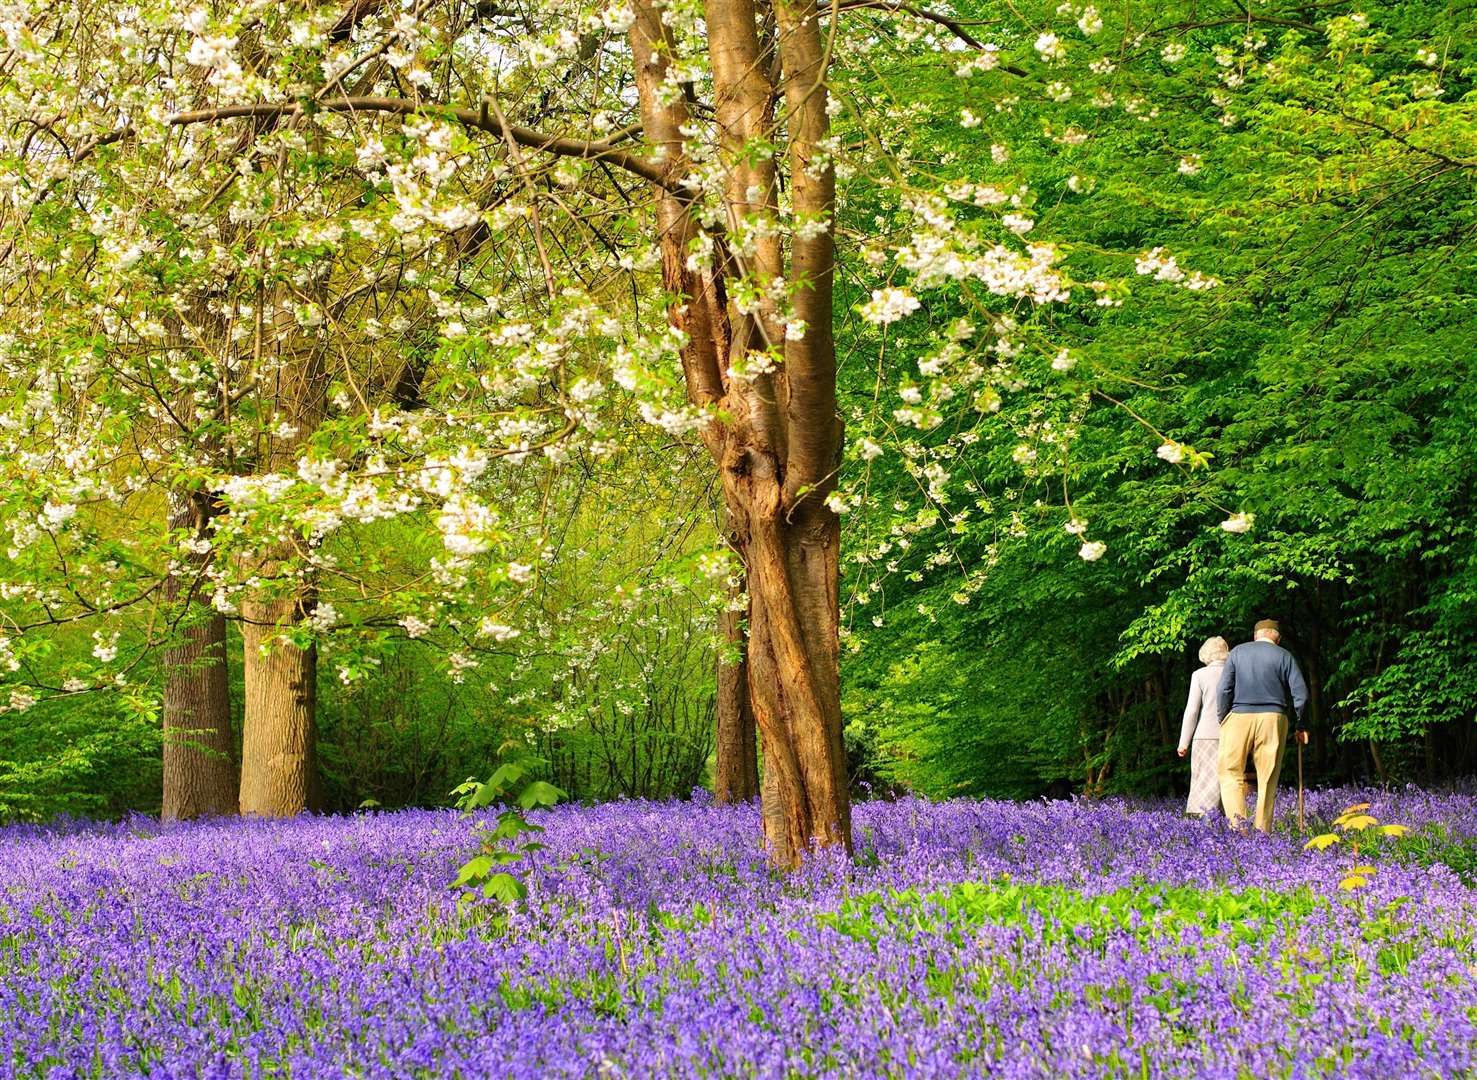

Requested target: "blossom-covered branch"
[{"left": 166, "top": 97, "right": 671, "bottom": 187}]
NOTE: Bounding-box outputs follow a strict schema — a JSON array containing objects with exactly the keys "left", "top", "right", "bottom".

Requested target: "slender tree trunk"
[
  {"left": 714, "top": 511, "right": 758, "bottom": 804},
  {"left": 1149, "top": 676, "right": 1170, "bottom": 745},
  {"left": 714, "top": 605, "right": 759, "bottom": 803},
  {"left": 161, "top": 490, "right": 236, "bottom": 820}
]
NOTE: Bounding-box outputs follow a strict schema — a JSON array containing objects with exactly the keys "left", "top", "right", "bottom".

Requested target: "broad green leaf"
[
  {"left": 518, "top": 781, "right": 565, "bottom": 810},
  {"left": 481, "top": 873, "right": 528, "bottom": 903},
  {"left": 451, "top": 855, "right": 492, "bottom": 888}
]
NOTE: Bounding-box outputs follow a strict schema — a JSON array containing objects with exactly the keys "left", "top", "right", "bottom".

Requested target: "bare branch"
[{"left": 835, "top": 1, "right": 1028, "bottom": 74}]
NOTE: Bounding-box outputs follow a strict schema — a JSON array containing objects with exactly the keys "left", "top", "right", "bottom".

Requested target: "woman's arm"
[{"left": 1178, "top": 670, "right": 1202, "bottom": 754}]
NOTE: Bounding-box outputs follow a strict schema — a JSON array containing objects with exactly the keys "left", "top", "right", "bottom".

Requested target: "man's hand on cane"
[{"left": 1294, "top": 729, "right": 1309, "bottom": 745}]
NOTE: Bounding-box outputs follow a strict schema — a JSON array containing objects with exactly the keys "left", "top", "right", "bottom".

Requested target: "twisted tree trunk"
[
  {"left": 745, "top": 488, "right": 848, "bottom": 866},
  {"left": 630, "top": 0, "right": 851, "bottom": 866}
]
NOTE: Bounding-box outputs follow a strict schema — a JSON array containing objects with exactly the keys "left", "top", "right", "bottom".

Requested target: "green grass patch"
[{"left": 818, "top": 880, "right": 1327, "bottom": 948}]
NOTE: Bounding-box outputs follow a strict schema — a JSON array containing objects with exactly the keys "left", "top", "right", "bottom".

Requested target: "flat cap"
[{"left": 1253, "top": 618, "right": 1281, "bottom": 634}]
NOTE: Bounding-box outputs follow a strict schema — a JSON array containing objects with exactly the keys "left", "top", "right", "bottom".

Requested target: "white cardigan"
[{"left": 1178, "top": 662, "right": 1225, "bottom": 751}]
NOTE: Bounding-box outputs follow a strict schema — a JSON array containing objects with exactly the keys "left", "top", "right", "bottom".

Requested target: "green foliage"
[
  {"left": 450, "top": 749, "right": 565, "bottom": 907},
  {"left": 838, "top": 0, "right": 1477, "bottom": 797},
  {"left": 0, "top": 634, "right": 161, "bottom": 822},
  {"left": 316, "top": 639, "right": 524, "bottom": 813},
  {"left": 818, "top": 881, "right": 1326, "bottom": 949},
  {"left": 4, "top": 0, "right": 1475, "bottom": 819}
]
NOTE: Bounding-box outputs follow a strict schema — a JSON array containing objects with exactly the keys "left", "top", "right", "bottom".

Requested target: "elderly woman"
[{"left": 1178, "top": 636, "right": 1229, "bottom": 817}]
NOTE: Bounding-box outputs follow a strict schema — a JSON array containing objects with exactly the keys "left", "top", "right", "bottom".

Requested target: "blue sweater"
[{"left": 1216, "top": 640, "right": 1309, "bottom": 729}]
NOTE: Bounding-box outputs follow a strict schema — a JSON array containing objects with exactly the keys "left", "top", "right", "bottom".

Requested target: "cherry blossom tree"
[{"left": 0, "top": 0, "right": 1238, "bottom": 859}]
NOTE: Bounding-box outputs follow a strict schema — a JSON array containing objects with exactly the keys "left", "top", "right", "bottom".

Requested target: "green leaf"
[
  {"left": 517, "top": 781, "right": 565, "bottom": 810},
  {"left": 451, "top": 854, "right": 493, "bottom": 888},
  {"left": 480, "top": 873, "right": 528, "bottom": 903},
  {"left": 481, "top": 762, "right": 527, "bottom": 799}
]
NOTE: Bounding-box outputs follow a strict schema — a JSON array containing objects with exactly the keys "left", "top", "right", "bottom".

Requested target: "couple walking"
[{"left": 1178, "top": 619, "right": 1309, "bottom": 831}]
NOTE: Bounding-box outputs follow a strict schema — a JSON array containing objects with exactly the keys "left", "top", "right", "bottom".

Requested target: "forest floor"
[{"left": 3, "top": 788, "right": 1476, "bottom": 1078}]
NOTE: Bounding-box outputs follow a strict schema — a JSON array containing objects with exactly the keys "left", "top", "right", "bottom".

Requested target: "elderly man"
[{"left": 1216, "top": 619, "right": 1310, "bottom": 832}]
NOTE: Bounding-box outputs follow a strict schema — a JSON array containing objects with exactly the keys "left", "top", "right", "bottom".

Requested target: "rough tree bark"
[
  {"left": 714, "top": 535, "right": 759, "bottom": 803},
  {"left": 239, "top": 586, "right": 320, "bottom": 815},
  {"left": 630, "top": 0, "right": 851, "bottom": 866},
  {"left": 238, "top": 287, "right": 327, "bottom": 817},
  {"left": 161, "top": 488, "right": 236, "bottom": 820}
]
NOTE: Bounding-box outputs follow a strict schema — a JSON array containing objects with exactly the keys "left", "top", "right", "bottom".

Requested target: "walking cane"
[{"left": 1296, "top": 738, "right": 1306, "bottom": 834}]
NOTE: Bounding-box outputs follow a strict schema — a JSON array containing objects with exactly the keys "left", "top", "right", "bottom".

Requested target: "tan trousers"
[{"left": 1218, "top": 711, "right": 1288, "bottom": 832}]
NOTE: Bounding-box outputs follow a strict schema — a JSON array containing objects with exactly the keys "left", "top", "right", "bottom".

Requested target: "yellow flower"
[
  {"left": 1338, "top": 815, "right": 1378, "bottom": 831},
  {"left": 1304, "top": 833, "right": 1341, "bottom": 851},
  {"left": 1339, "top": 874, "right": 1371, "bottom": 891},
  {"left": 1379, "top": 824, "right": 1409, "bottom": 837},
  {"left": 1339, "top": 802, "right": 1372, "bottom": 815},
  {"left": 1350, "top": 865, "right": 1378, "bottom": 876}
]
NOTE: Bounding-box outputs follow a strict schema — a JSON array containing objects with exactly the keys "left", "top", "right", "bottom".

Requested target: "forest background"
[{"left": 1, "top": 0, "right": 1473, "bottom": 823}]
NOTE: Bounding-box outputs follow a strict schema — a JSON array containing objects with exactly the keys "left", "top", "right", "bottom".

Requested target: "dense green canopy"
[{"left": 840, "top": 0, "right": 1477, "bottom": 797}]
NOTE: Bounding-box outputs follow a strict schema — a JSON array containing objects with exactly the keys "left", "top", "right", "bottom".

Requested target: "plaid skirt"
[{"left": 1187, "top": 738, "right": 1221, "bottom": 816}]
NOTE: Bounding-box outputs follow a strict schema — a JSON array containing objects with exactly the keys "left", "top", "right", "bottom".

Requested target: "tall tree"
[
  {"left": 161, "top": 488, "right": 236, "bottom": 820},
  {"left": 1, "top": 0, "right": 1231, "bottom": 858},
  {"left": 238, "top": 284, "right": 330, "bottom": 815}
]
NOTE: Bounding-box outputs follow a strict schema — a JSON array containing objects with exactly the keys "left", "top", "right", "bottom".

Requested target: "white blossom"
[
  {"left": 1035, "top": 32, "right": 1066, "bottom": 63},
  {"left": 955, "top": 46, "right": 1001, "bottom": 76},
  {"left": 477, "top": 618, "right": 521, "bottom": 643},
  {"left": 91, "top": 630, "right": 119, "bottom": 663},
  {"left": 305, "top": 603, "right": 339, "bottom": 632},
  {"left": 860, "top": 287, "right": 921, "bottom": 325},
  {"left": 601, "top": 3, "right": 636, "bottom": 31}
]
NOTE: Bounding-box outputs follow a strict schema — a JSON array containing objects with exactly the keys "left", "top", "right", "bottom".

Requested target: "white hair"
[{"left": 1199, "top": 636, "right": 1229, "bottom": 665}]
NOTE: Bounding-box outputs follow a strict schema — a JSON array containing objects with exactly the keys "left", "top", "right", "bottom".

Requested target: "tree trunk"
[
  {"left": 740, "top": 483, "right": 849, "bottom": 868},
  {"left": 238, "top": 280, "right": 327, "bottom": 817},
  {"left": 714, "top": 512, "right": 758, "bottom": 804},
  {"left": 161, "top": 490, "right": 236, "bottom": 820},
  {"left": 714, "top": 604, "right": 759, "bottom": 803},
  {"left": 239, "top": 589, "right": 320, "bottom": 815},
  {"left": 629, "top": 0, "right": 851, "bottom": 867},
  {"left": 1149, "top": 675, "right": 1170, "bottom": 745}
]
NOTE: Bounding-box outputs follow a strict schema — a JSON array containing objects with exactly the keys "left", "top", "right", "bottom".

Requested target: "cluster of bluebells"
[{"left": 2, "top": 788, "right": 1475, "bottom": 1078}]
